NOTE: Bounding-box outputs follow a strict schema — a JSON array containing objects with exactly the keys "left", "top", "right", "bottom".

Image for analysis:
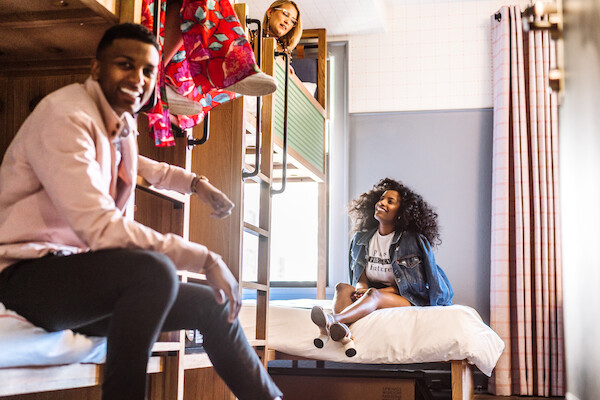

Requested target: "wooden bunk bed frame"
[
  {"left": 0, "top": 1, "right": 328, "bottom": 399},
  {"left": 0, "top": 1, "right": 478, "bottom": 399},
  {"left": 266, "top": 351, "right": 474, "bottom": 400}
]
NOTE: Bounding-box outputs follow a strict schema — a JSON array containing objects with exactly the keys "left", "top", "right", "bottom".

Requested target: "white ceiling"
[{"left": 239, "top": 0, "right": 387, "bottom": 37}]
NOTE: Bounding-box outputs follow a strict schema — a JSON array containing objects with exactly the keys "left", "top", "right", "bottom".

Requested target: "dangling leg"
[
  {"left": 161, "top": 283, "right": 283, "bottom": 400},
  {"left": 163, "top": 0, "right": 184, "bottom": 67},
  {"left": 180, "top": 0, "right": 276, "bottom": 96}
]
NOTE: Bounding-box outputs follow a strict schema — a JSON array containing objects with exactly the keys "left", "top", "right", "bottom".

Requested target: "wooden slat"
[
  {"left": 0, "top": 364, "right": 100, "bottom": 396},
  {"left": 241, "top": 281, "right": 269, "bottom": 292},
  {"left": 183, "top": 352, "right": 213, "bottom": 370},
  {"left": 243, "top": 222, "right": 270, "bottom": 238},
  {"left": 0, "top": 356, "right": 163, "bottom": 397}
]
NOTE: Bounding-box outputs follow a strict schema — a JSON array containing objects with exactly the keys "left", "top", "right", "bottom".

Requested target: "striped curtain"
[{"left": 489, "top": 5, "right": 564, "bottom": 397}]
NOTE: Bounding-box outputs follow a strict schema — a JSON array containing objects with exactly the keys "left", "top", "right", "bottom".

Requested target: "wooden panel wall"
[
  {"left": 0, "top": 73, "right": 88, "bottom": 160},
  {"left": 188, "top": 98, "right": 245, "bottom": 275},
  {"left": 183, "top": 368, "right": 235, "bottom": 400}
]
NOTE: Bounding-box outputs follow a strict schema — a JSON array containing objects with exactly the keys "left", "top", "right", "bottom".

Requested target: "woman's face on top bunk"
[{"left": 268, "top": 3, "right": 298, "bottom": 38}]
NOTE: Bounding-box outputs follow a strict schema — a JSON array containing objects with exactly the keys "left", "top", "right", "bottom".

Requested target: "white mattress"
[
  {"left": 240, "top": 299, "right": 504, "bottom": 376},
  {"left": 1, "top": 299, "right": 504, "bottom": 376},
  {"left": 0, "top": 302, "right": 106, "bottom": 368}
]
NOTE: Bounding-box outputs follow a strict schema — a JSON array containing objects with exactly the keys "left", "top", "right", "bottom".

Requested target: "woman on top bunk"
[
  {"left": 142, "top": 0, "right": 280, "bottom": 146},
  {"left": 311, "top": 178, "right": 454, "bottom": 356},
  {"left": 262, "top": 0, "right": 302, "bottom": 56}
]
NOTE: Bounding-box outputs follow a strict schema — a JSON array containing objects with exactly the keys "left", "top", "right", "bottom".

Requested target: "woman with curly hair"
[{"left": 311, "top": 178, "right": 454, "bottom": 356}]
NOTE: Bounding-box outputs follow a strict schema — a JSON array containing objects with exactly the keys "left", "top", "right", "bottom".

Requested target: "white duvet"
[
  {"left": 0, "top": 303, "right": 106, "bottom": 368},
  {"left": 240, "top": 299, "right": 504, "bottom": 376},
  {"left": 0, "top": 299, "right": 504, "bottom": 376}
]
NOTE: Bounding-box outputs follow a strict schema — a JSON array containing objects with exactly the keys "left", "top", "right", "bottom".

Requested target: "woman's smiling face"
[
  {"left": 267, "top": 3, "right": 298, "bottom": 38},
  {"left": 374, "top": 190, "right": 402, "bottom": 225}
]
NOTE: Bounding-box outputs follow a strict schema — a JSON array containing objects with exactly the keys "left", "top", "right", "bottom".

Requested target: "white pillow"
[{"left": 0, "top": 303, "right": 106, "bottom": 368}]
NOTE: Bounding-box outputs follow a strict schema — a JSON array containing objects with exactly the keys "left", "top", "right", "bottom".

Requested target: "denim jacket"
[{"left": 348, "top": 228, "right": 454, "bottom": 306}]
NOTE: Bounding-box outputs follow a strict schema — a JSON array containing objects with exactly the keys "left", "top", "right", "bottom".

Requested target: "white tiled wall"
[{"left": 331, "top": 0, "right": 530, "bottom": 113}]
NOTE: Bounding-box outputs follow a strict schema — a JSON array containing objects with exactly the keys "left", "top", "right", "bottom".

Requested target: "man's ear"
[{"left": 90, "top": 58, "right": 100, "bottom": 80}]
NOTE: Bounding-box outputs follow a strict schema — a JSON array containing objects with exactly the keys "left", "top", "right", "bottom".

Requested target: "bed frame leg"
[{"left": 451, "top": 360, "right": 474, "bottom": 400}]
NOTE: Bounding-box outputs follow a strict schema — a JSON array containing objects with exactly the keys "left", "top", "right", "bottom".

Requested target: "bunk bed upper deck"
[{"left": 0, "top": 0, "right": 133, "bottom": 75}]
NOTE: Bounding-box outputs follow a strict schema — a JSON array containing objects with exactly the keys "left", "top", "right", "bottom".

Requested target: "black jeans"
[{"left": 0, "top": 249, "right": 281, "bottom": 400}]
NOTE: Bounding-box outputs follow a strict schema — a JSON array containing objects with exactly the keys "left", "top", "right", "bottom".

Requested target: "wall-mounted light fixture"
[{"left": 522, "top": 1, "right": 564, "bottom": 97}]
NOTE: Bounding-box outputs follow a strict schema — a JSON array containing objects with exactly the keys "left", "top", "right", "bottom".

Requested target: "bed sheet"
[
  {"left": 0, "top": 302, "right": 106, "bottom": 368},
  {"left": 240, "top": 299, "right": 504, "bottom": 376}
]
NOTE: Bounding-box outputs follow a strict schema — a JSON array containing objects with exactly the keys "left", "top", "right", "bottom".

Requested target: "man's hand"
[
  {"left": 204, "top": 257, "right": 241, "bottom": 323},
  {"left": 193, "top": 179, "right": 234, "bottom": 218}
]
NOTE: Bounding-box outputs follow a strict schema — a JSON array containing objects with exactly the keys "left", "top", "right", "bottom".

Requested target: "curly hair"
[{"left": 348, "top": 178, "right": 441, "bottom": 245}]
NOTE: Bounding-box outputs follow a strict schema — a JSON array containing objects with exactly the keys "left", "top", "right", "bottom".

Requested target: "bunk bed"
[
  {"left": 240, "top": 300, "right": 504, "bottom": 400},
  {"left": 0, "top": 1, "right": 328, "bottom": 399},
  {"left": 0, "top": 1, "right": 503, "bottom": 399}
]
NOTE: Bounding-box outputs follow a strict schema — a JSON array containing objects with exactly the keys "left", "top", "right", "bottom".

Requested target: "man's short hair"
[{"left": 96, "top": 23, "right": 160, "bottom": 58}]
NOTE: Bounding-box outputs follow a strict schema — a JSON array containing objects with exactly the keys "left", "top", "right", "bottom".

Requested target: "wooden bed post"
[
  {"left": 297, "top": 28, "right": 328, "bottom": 299},
  {"left": 299, "top": 29, "right": 327, "bottom": 109},
  {"left": 118, "top": 0, "right": 143, "bottom": 23},
  {"left": 450, "top": 360, "right": 474, "bottom": 400}
]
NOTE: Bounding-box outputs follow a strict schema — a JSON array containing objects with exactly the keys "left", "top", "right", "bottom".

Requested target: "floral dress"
[{"left": 142, "top": 0, "right": 260, "bottom": 146}]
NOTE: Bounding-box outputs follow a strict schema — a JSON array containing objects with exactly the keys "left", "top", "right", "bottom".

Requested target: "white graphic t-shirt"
[{"left": 366, "top": 231, "right": 395, "bottom": 286}]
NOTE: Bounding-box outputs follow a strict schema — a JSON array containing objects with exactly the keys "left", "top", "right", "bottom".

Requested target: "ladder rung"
[
  {"left": 242, "top": 169, "right": 271, "bottom": 184},
  {"left": 247, "top": 339, "right": 266, "bottom": 347},
  {"left": 243, "top": 222, "right": 269, "bottom": 237},
  {"left": 242, "top": 281, "right": 269, "bottom": 292},
  {"left": 152, "top": 341, "right": 182, "bottom": 352},
  {"left": 177, "top": 270, "right": 207, "bottom": 283}
]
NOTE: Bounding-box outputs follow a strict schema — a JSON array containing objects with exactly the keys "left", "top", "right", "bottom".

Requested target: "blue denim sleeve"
[{"left": 418, "top": 235, "right": 454, "bottom": 306}]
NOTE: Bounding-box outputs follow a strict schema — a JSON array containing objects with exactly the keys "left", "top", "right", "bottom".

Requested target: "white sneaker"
[
  {"left": 224, "top": 72, "right": 277, "bottom": 96},
  {"left": 164, "top": 85, "right": 204, "bottom": 116}
]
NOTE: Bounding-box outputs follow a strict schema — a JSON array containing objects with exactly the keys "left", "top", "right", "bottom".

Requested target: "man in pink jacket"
[{"left": 0, "top": 23, "right": 282, "bottom": 400}]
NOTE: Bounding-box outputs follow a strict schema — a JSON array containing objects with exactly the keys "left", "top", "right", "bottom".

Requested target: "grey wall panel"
[{"left": 347, "top": 109, "right": 493, "bottom": 322}]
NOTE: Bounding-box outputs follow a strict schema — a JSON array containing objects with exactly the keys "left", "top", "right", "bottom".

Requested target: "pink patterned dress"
[{"left": 142, "top": 0, "right": 260, "bottom": 146}]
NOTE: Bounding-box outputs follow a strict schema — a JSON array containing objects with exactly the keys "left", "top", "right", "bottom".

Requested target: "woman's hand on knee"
[
  {"left": 350, "top": 288, "right": 368, "bottom": 302},
  {"left": 204, "top": 257, "right": 241, "bottom": 323}
]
